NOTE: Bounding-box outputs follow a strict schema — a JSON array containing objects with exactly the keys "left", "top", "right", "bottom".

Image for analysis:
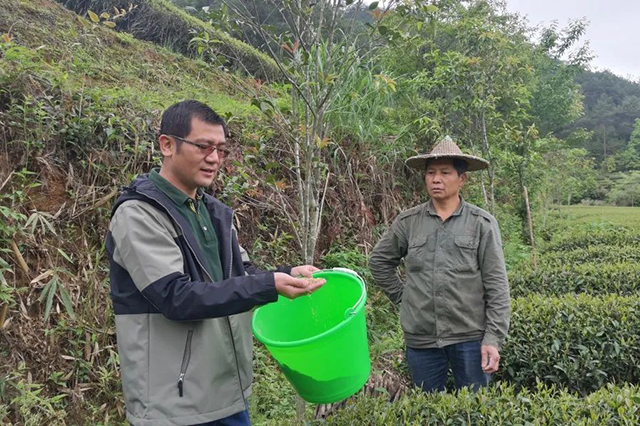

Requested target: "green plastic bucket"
[{"left": 252, "top": 268, "right": 370, "bottom": 404}]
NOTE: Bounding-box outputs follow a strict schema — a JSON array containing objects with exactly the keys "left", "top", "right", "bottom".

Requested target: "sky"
[{"left": 505, "top": 0, "right": 640, "bottom": 81}]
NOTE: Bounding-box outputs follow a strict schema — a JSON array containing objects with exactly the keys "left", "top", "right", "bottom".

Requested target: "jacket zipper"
[
  {"left": 177, "top": 329, "right": 194, "bottom": 397},
  {"left": 227, "top": 318, "right": 247, "bottom": 408},
  {"left": 228, "top": 212, "right": 234, "bottom": 278},
  {"left": 134, "top": 192, "right": 209, "bottom": 398},
  {"left": 226, "top": 212, "right": 247, "bottom": 408},
  {"left": 137, "top": 190, "right": 244, "bottom": 403}
]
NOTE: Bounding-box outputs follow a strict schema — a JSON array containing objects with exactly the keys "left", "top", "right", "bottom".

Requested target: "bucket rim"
[{"left": 252, "top": 269, "right": 367, "bottom": 348}]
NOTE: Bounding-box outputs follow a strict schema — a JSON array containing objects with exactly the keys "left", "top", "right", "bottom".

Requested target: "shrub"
[
  {"left": 323, "top": 383, "right": 640, "bottom": 425},
  {"left": 543, "top": 228, "right": 640, "bottom": 253},
  {"left": 321, "top": 246, "right": 371, "bottom": 280},
  {"left": 539, "top": 245, "right": 640, "bottom": 266},
  {"left": 509, "top": 262, "right": 640, "bottom": 297},
  {"left": 498, "top": 294, "right": 640, "bottom": 394}
]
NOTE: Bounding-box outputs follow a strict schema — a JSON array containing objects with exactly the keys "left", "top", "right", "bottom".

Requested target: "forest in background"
[
  {"left": 1, "top": 0, "right": 640, "bottom": 424},
  {"left": 183, "top": 0, "right": 640, "bottom": 207}
]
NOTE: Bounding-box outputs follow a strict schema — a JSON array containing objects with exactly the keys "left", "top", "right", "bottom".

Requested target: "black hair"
[
  {"left": 160, "top": 100, "right": 228, "bottom": 139},
  {"left": 425, "top": 158, "right": 468, "bottom": 176}
]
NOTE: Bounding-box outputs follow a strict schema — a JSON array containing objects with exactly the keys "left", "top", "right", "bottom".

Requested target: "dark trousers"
[
  {"left": 192, "top": 409, "right": 251, "bottom": 426},
  {"left": 406, "top": 340, "right": 491, "bottom": 393}
]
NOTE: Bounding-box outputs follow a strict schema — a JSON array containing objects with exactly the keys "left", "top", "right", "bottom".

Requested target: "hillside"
[
  {"left": 558, "top": 70, "right": 640, "bottom": 162},
  {"left": 0, "top": 0, "right": 266, "bottom": 423},
  {"left": 56, "top": 0, "right": 280, "bottom": 81}
]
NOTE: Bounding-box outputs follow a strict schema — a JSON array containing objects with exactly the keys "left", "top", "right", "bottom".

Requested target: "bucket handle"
[{"left": 329, "top": 268, "right": 366, "bottom": 318}]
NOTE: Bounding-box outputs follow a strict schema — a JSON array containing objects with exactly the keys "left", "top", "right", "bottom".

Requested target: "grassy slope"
[
  {"left": 0, "top": 1, "right": 264, "bottom": 424},
  {"left": 0, "top": 0, "right": 256, "bottom": 116},
  {"left": 556, "top": 205, "right": 640, "bottom": 228},
  {"left": 55, "top": 0, "right": 281, "bottom": 81}
]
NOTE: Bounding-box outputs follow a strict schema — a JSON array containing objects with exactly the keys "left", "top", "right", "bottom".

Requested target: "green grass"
[
  {"left": 554, "top": 205, "right": 640, "bottom": 228},
  {"left": 55, "top": 0, "right": 280, "bottom": 81},
  {"left": 0, "top": 0, "right": 259, "bottom": 118}
]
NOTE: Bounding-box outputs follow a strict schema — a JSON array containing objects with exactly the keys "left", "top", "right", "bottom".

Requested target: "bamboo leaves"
[
  {"left": 25, "top": 211, "right": 56, "bottom": 237},
  {"left": 33, "top": 270, "right": 76, "bottom": 323}
]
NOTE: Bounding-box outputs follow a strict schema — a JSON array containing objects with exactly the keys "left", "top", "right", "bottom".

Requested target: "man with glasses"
[{"left": 106, "top": 100, "right": 324, "bottom": 426}]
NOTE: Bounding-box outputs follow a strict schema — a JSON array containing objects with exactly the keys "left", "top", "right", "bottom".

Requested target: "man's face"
[
  {"left": 161, "top": 117, "right": 227, "bottom": 195},
  {"left": 425, "top": 158, "right": 466, "bottom": 201}
]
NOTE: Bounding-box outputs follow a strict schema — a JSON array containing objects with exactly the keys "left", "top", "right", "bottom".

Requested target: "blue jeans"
[
  {"left": 406, "top": 340, "right": 491, "bottom": 393},
  {"left": 193, "top": 410, "right": 250, "bottom": 426}
]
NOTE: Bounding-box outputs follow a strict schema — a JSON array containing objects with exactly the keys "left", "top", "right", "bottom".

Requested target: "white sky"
[{"left": 505, "top": 0, "right": 640, "bottom": 81}]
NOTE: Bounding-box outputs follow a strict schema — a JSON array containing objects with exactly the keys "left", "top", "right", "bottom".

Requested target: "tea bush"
[
  {"left": 509, "top": 262, "right": 640, "bottom": 297},
  {"left": 323, "top": 383, "right": 640, "bottom": 425},
  {"left": 498, "top": 294, "right": 640, "bottom": 394},
  {"left": 543, "top": 228, "right": 640, "bottom": 253},
  {"left": 539, "top": 245, "right": 640, "bottom": 265}
]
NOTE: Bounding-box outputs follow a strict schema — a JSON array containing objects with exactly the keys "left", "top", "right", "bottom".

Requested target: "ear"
[
  {"left": 459, "top": 172, "right": 467, "bottom": 187},
  {"left": 158, "top": 134, "right": 175, "bottom": 159}
]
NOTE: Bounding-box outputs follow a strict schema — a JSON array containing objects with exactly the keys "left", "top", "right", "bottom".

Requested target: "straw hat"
[{"left": 405, "top": 135, "right": 489, "bottom": 171}]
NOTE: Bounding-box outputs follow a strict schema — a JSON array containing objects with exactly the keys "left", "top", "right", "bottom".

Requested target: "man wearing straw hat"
[{"left": 369, "top": 136, "right": 510, "bottom": 392}]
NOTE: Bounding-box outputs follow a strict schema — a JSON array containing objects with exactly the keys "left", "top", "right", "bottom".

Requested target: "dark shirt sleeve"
[
  {"left": 369, "top": 218, "right": 408, "bottom": 305},
  {"left": 478, "top": 216, "right": 511, "bottom": 349}
]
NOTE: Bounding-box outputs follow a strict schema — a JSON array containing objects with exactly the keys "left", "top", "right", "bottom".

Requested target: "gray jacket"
[
  {"left": 369, "top": 198, "right": 510, "bottom": 349},
  {"left": 106, "top": 174, "right": 289, "bottom": 425}
]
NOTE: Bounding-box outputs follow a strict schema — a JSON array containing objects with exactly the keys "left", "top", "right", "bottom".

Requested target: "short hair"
[
  {"left": 425, "top": 158, "right": 468, "bottom": 176},
  {"left": 160, "top": 100, "right": 228, "bottom": 139}
]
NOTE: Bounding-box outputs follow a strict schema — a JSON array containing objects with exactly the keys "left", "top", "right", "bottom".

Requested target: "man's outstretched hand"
[
  {"left": 290, "top": 264, "right": 321, "bottom": 278},
  {"left": 274, "top": 272, "right": 325, "bottom": 299}
]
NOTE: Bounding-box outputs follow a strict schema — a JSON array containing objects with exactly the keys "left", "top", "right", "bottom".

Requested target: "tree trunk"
[
  {"left": 603, "top": 124, "right": 607, "bottom": 159},
  {"left": 523, "top": 186, "right": 538, "bottom": 270},
  {"left": 480, "top": 175, "right": 489, "bottom": 207},
  {"left": 480, "top": 112, "right": 495, "bottom": 215}
]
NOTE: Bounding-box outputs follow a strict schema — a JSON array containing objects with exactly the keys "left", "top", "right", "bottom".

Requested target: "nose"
[{"left": 204, "top": 148, "right": 220, "bottom": 163}]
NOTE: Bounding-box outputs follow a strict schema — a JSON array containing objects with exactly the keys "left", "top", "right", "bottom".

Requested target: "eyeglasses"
[{"left": 168, "top": 135, "right": 230, "bottom": 158}]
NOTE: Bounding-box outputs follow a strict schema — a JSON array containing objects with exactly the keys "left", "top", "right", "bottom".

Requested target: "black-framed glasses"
[{"left": 168, "top": 134, "right": 230, "bottom": 158}]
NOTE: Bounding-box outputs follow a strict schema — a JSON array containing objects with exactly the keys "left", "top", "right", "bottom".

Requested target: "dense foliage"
[
  {"left": 560, "top": 71, "right": 640, "bottom": 164},
  {"left": 500, "top": 294, "right": 640, "bottom": 393},
  {"left": 323, "top": 384, "right": 640, "bottom": 425}
]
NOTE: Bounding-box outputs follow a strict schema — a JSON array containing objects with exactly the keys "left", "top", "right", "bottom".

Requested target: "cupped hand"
[
  {"left": 290, "top": 264, "right": 321, "bottom": 278},
  {"left": 274, "top": 272, "right": 325, "bottom": 299}
]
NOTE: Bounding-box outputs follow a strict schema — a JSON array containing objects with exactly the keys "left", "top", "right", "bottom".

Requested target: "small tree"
[{"left": 219, "top": 0, "right": 399, "bottom": 263}]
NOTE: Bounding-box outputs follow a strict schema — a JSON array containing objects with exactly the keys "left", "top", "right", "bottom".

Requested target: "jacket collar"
[
  {"left": 148, "top": 168, "right": 204, "bottom": 208},
  {"left": 115, "top": 173, "right": 234, "bottom": 280},
  {"left": 425, "top": 196, "right": 466, "bottom": 217}
]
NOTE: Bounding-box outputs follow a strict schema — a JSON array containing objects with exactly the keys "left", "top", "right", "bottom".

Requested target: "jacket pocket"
[
  {"left": 454, "top": 235, "right": 479, "bottom": 272},
  {"left": 405, "top": 234, "right": 429, "bottom": 272},
  {"left": 177, "top": 329, "right": 194, "bottom": 398}
]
